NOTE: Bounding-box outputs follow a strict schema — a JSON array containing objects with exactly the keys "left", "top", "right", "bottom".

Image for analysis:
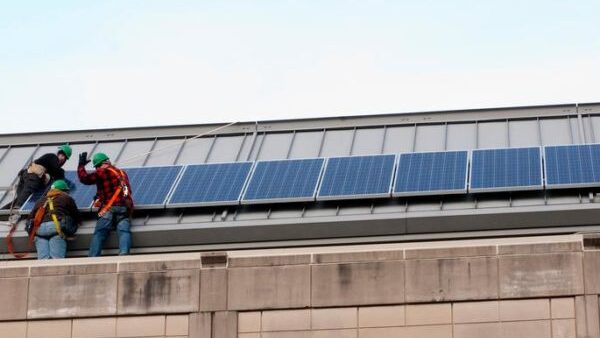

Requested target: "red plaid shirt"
[{"left": 78, "top": 164, "right": 134, "bottom": 209}]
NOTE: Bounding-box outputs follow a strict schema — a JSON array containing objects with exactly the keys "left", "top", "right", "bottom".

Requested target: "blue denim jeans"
[
  {"left": 35, "top": 221, "right": 66, "bottom": 259},
  {"left": 88, "top": 206, "right": 131, "bottom": 257}
]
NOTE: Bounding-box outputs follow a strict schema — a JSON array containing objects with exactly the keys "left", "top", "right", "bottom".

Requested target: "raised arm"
[{"left": 77, "top": 152, "right": 97, "bottom": 185}]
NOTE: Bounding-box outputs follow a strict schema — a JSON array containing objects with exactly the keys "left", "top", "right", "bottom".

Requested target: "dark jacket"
[
  {"left": 34, "top": 153, "right": 65, "bottom": 180},
  {"left": 29, "top": 189, "right": 82, "bottom": 225}
]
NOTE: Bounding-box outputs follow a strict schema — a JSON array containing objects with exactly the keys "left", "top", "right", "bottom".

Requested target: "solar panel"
[
  {"left": 124, "top": 166, "right": 183, "bottom": 208},
  {"left": 470, "top": 147, "right": 543, "bottom": 192},
  {"left": 242, "top": 158, "right": 325, "bottom": 204},
  {"left": 544, "top": 144, "right": 600, "bottom": 189},
  {"left": 20, "top": 171, "right": 96, "bottom": 213},
  {"left": 393, "top": 151, "right": 468, "bottom": 196},
  {"left": 167, "top": 162, "right": 253, "bottom": 207},
  {"left": 317, "top": 154, "right": 396, "bottom": 200}
]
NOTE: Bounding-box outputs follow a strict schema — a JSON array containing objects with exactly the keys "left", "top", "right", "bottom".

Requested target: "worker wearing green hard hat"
[
  {"left": 27, "top": 178, "right": 81, "bottom": 259},
  {"left": 92, "top": 152, "right": 110, "bottom": 167},
  {"left": 78, "top": 151, "right": 134, "bottom": 257},
  {"left": 50, "top": 179, "right": 70, "bottom": 191},
  {"left": 2, "top": 143, "right": 73, "bottom": 210}
]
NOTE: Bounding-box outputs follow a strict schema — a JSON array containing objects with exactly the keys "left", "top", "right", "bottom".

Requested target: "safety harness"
[
  {"left": 97, "top": 166, "right": 129, "bottom": 217},
  {"left": 5, "top": 194, "right": 63, "bottom": 258}
]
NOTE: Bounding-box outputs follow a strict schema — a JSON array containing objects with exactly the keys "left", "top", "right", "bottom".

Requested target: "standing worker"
[
  {"left": 2, "top": 144, "right": 72, "bottom": 209},
  {"left": 26, "top": 179, "right": 81, "bottom": 259},
  {"left": 77, "top": 152, "right": 134, "bottom": 256}
]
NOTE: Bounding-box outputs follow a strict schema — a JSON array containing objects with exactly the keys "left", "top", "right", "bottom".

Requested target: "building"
[{"left": 0, "top": 103, "right": 599, "bottom": 337}]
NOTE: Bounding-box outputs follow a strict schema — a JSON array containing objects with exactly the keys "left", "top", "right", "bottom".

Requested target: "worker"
[
  {"left": 2, "top": 144, "right": 72, "bottom": 209},
  {"left": 77, "top": 152, "right": 134, "bottom": 256},
  {"left": 26, "top": 179, "right": 81, "bottom": 259}
]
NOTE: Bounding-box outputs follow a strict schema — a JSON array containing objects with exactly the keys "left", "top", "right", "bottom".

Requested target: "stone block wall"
[{"left": 0, "top": 234, "right": 598, "bottom": 337}]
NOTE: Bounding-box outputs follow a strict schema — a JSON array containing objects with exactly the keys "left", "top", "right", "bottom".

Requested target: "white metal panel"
[
  {"left": 145, "top": 139, "right": 183, "bottom": 166},
  {"left": 0, "top": 148, "right": 7, "bottom": 161},
  {"left": 237, "top": 134, "right": 255, "bottom": 162},
  {"left": 62, "top": 143, "right": 96, "bottom": 171},
  {"left": 589, "top": 116, "right": 600, "bottom": 143},
  {"left": 583, "top": 116, "right": 595, "bottom": 143},
  {"left": 320, "top": 129, "right": 354, "bottom": 157},
  {"left": 246, "top": 134, "right": 265, "bottom": 161},
  {"left": 176, "top": 137, "right": 214, "bottom": 165},
  {"left": 414, "top": 124, "right": 445, "bottom": 152},
  {"left": 540, "top": 118, "right": 572, "bottom": 145},
  {"left": 382, "top": 126, "right": 414, "bottom": 154},
  {"left": 351, "top": 128, "right": 385, "bottom": 155},
  {"left": 477, "top": 121, "right": 508, "bottom": 149},
  {"left": 32, "top": 145, "right": 59, "bottom": 159},
  {"left": 115, "top": 140, "right": 155, "bottom": 167},
  {"left": 207, "top": 135, "right": 247, "bottom": 163},
  {"left": 93, "top": 142, "right": 126, "bottom": 165},
  {"left": 570, "top": 117, "right": 583, "bottom": 144},
  {"left": 446, "top": 123, "right": 476, "bottom": 150},
  {"left": 0, "top": 146, "right": 37, "bottom": 187},
  {"left": 257, "top": 133, "right": 294, "bottom": 160},
  {"left": 509, "top": 120, "right": 540, "bottom": 147},
  {"left": 288, "top": 131, "right": 323, "bottom": 159}
]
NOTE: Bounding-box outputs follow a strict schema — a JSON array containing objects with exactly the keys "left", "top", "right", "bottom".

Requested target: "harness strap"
[
  {"left": 47, "top": 198, "right": 64, "bottom": 238},
  {"left": 98, "top": 167, "right": 128, "bottom": 217}
]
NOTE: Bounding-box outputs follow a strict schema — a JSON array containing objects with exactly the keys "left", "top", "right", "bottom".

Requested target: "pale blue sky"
[{"left": 1, "top": 1, "right": 599, "bottom": 134}]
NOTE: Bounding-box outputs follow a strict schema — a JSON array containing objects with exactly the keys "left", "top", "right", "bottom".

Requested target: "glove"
[{"left": 78, "top": 152, "right": 90, "bottom": 166}]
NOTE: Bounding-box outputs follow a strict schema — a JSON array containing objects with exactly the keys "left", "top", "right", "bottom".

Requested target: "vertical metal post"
[
  {"left": 348, "top": 127, "right": 357, "bottom": 155},
  {"left": 286, "top": 131, "right": 297, "bottom": 159},
  {"left": 380, "top": 125, "right": 388, "bottom": 155},
  {"left": 204, "top": 135, "right": 217, "bottom": 163},
  {"left": 317, "top": 129, "right": 326, "bottom": 157},
  {"left": 172, "top": 137, "right": 187, "bottom": 165},
  {"left": 411, "top": 124, "right": 418, "bottom": 152}
]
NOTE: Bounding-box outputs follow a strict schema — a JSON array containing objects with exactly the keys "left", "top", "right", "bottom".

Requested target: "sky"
[{"left": 1, "top": 1, "right": 599, "bottom": 134}]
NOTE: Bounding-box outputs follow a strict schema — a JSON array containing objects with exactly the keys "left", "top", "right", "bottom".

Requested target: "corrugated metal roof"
[{"left": 2, "top": 102, "right": 600, "bottom": 255}]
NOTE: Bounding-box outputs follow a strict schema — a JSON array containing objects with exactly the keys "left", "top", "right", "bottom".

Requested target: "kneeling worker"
[
  {"left": 77, "top": 152, "right": 134, "bottom": 257},
  {"left": 2, "top": 144, "right": 72, "bottom": 209},
  {"left": 27, "top": 179, "right": 81, "bottom": 259}
]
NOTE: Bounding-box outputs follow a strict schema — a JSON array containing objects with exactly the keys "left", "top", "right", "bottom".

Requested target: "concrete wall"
[{"left": 0, "top": 234, "right": 599, "bottom": 338}]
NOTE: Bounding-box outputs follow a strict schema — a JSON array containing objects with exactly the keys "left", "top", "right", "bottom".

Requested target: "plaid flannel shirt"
[{"left": 77, "top": 164, "right": 133, "bottom": 208}]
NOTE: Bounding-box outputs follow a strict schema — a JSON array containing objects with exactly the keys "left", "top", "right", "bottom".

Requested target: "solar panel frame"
[
  {"left": 543, "top": 143, "right": 600, "bottom": 189},
  {"left": 122, "top": 165, "right": 184, "bottom": 210},
  {"left": 469, "top": 146, "right": 544, "bottom": 193},
  {"left": 392, "top": 150, "right": 469, "bottom": 197},
  {"left": 166, "top": 161, "right": 254, "bottom": 208},
  {"left": 316, "top": 154, "right": 397, "bottom": 201},
  {"left": 241, "top": 157, "right": 326, "bottom": 205}
]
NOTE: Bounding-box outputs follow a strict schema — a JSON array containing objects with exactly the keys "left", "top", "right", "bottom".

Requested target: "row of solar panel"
[{"left": 20, "top": 144, "right": 600, "bottom": 212}]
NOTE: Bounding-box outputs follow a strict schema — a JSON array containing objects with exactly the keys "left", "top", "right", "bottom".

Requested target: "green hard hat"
[
  {"left": 92, "top": 152, "right": 110, "bottom": 167},
  {"left": 57, "top": 144, "right": 72, "bottom": 159},
  {"left": 51, "top": 179, "right": 70, "bottom": 191}
]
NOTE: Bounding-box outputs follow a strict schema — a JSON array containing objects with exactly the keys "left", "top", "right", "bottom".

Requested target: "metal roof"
[{"left": 2, "top": 102, "right": 600, "bottom": 256}]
